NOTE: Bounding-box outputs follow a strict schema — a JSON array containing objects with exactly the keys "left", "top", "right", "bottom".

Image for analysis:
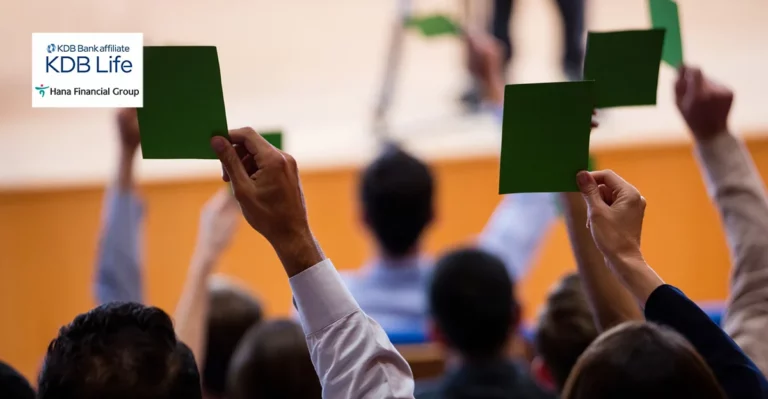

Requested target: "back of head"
[
  {"left": 0, "top": 360, "right": 35, "bottom": 399},
  {"left": 562, "top": 321, "right": 727, "bottom": 399},
  {"left": 534, "top": 273, "right": 598, "bottom": 391},
  {"left": 429, "top": 248, "right": 519, "bottom": 360},
  {"left": 204, "top": 278, "right": 264, "bottom": 396},
  {"left": 38, "top": 302, "right": 201, "bottom": 399},
  {"left": 227, "top": 319, "right": 321, "bottom": 399},
  {"left": 360, "top": 143, "right": 434, "bottom": 256}
]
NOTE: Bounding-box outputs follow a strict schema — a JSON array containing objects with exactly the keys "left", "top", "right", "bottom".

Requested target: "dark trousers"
[{"left": 490, "top": 0, "right": 585, "bottom": 79}]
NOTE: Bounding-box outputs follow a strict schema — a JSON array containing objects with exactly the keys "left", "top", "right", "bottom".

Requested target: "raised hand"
[
  {"left": 210, "top": 129, "right": 324, "bottom": 276},
  {"left": 116, "top": 108, "right": 141, "bottom": 153},
  {"left": 465, "top": 28, "right": 504, "bottom": 104},
  {"left": 576, "top": 170, "right": 646, "bottom": 263},
  {"left": 195, "top": 188, "right": 241, "bottom": 264},
  {"left": 674, "top": 65, "right": 734, "bottom": 141}
]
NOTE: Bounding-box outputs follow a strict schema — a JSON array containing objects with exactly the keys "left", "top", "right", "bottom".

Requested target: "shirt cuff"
[{"left": 289, "top": 259, "right": 361, "bottom": 336}]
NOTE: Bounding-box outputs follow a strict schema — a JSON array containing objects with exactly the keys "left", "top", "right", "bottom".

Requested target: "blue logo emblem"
[{"left": 47, "top": 44, "right": 56, "bottom": 53}]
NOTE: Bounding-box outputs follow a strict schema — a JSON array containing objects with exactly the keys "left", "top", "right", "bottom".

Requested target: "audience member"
[
  {"left": 213, "top": 127, "right": 414, "bottom": 397},
  {"left": 0, "top": 360, "right": 35, "bottom": 399},
  {"left": 38, "top": 302, "right": 202, "bottom": 399},
  {"left": 173, "top": 188, "right": 263, "bottom": 399},
  {"left": 416, "top": 248, "right": 554, "bottom": 399},
  {"left": 532, "top": 273, "right": 598, "bottom": 393},
  {"left": 570, "top": 168, "right": 768, "bottom": 397},
  {"left": 676, "top": 65, "right": 768, "bottom": 375},
  {"left": 563, "top": 321, "right": 727, "bottom": 399},
  {"left": 227, "top": 319, "right": 321, "bottom": 399}
]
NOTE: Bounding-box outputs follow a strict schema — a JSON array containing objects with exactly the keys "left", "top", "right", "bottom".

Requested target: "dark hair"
[
  {"left": 562, "top": 321, "right": 727, "bottom": 399},
  {"left": 534, "top": 273, "right": 598, "bottom": 391},
  {"left": 227, "top": 319, "right": 321, "bottom": 399},
  {"left": 429, "top": 248, "right": 519, "bottom": 359},
  {"left": 204, "top": 281, "right": 264, "bottom": 396},
  {"left": 38, "top": 302, "right": 201, "bottom": 399},
  {"left": 0, "top": 360, "right": 35, "bottom": 399},
  {"left": 360, "top": 144, "right": 434, "bottom": 256}
]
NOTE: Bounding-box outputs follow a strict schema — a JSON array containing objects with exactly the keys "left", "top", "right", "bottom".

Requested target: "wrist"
[{"left": 270, "top": 227, "right": 325, "bottom": 277}]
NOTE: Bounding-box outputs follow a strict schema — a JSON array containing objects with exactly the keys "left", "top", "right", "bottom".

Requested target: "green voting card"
[
  {"left": 499, "top": 81, "right": 594, "bottom": 194},
  {"left": 649, "top": 0, "right": 683, "bottom": 67},
  {"left": 405, "top": 14, "right": 462, "bottom": 37},
  {"left": 584, "top": 29, "right": 665, "bottom": 108},
  {"left": 260, "top": 131, "right": 283, "bottom": 150},
  {"left": 554, "top": 154, "right": 597, "bottom": 215},
  {"left": 138, "top": 46, "right": 229, "bottom": 159}
]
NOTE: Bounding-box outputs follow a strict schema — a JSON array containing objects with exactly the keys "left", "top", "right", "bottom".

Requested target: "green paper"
[
  {"left": 405, "top": 14, "right": 462, "bottom": 37},
  {"left": 554, "top": 154, "right": 598, "bottom": 215},
  {"left": 584, "top": 29, "right": 665, "bottom": 108},
  {"left": 649, "top": 0, "right": 683, "bottom": 67},
  {"left": 138, "top": 46, "right": 229, "bottom": 159},
  {"left": 260, "top": 131, "right": 283, "bottom": 150},
  {"left": 499, "top": 81, "right": 594, "bottom": 194}
]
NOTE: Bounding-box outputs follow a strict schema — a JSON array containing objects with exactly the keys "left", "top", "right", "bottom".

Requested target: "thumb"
[
  {"left": 211, "top": 136, "right": 249, "bottom": 189},
  {"left": 577, "top": 171, "right": 606, "bottom": 210}
]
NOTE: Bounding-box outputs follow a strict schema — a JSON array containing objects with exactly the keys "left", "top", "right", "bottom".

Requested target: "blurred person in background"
[
  {"left": 227, "top": 319, "right": 322, "bottom": 399},
  {"left": 531, "top": 273, "right": 599, "bottom": 394},
  {"left": 93, "top": 111, "right": 263, "bottom": 399},
  {"left": 0, "top": 360, "right": 35, "bottom": 399},
  {"left": 462, "top": 0, "right": 585, "bottom": 108},
  {"left": 37, "top": 303, "right": 202, "bottom": 399},
  {"left": 415, "top": 248, "right": 554, "bottom": 399}
]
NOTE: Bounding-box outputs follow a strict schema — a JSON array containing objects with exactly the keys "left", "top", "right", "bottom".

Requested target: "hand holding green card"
[
  {"left": 260, "top": 131, "right": 283, "bottom": 150},
  {"left": 405, "top": 14, "right": 462, "bottom": 37},
  {"left": 499, "top": 81, "right": 594, "bottom": 194},
  {"left": 584, "top": 29, "right": 665, "bottom": 108},
  {"left": 649, "top": 0, "right": 684, "bottom": 67},
  {"left": 138, "top": 46, "right": 229, "bottom": 159}
]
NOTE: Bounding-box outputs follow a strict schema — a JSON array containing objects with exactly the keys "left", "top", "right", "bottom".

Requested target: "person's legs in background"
[{"left": 554, "top": 0, "right": 585, "bottom": 81}]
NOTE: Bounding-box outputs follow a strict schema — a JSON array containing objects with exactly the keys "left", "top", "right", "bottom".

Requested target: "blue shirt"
[{"left": 94, "top": 188, "right": 144, "bottom": 304}]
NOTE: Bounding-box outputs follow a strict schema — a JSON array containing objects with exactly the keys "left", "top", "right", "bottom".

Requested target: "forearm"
[
  {"left": 94, "top": 187, "right": 144, "bottom": 304},
  {"left": 173, "top": 251, "right": 214, "bottom": 369},
  {"left": 604, "top": 251, "right": 665, "bottom": 309},
  {"left": 116, "top": 147, "right": 136, "bottom": 192},
  {"left": 560, "top": 193, "right": 643, "bottom": 330},
  {"left": 695, "top": 131, "right": 768, "bottom": 373}
]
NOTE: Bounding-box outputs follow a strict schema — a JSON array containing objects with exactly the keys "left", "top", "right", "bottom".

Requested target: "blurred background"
[{"left": 1, "top": 0, "right": 767, "bottom": 381}]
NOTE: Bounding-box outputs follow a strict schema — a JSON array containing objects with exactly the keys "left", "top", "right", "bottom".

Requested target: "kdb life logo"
[{"left": 32, "top": 33, "right": 143, "bottom": 108}]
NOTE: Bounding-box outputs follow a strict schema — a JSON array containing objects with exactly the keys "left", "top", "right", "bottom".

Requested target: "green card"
[
  {"left": 649, "top": 0, "right": 683, "bottom": 67},
  {"left": 554, "top": 154, "right": 597, "bottom": 215},
  {"left": 499, "top": 81, "right": 594, "bottom": 194},
  {"left": 584, "top": 29, "right": 665, "bottom": 108},
  {"left": 260, "top": 131, "right": 283, "bottom": 150},
  {"left": 405, "top": 14, "right": 462, "bottom": 37},
  {"left": 138, "top": 46, "right": 229, "bottom": 159}
]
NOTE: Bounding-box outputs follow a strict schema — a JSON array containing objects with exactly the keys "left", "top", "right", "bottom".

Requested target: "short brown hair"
[
  {"left": 203, "top": 279, "right": 264, "bottom": 396},
  {"left": 534, "top": 273, "right": 598, "bottom": 390},
  {"left": 227, "top": 319, "right": 321, "bottom": 399},
  {"left": 562, "top": 321, "right": 727, "bottom": 399}
]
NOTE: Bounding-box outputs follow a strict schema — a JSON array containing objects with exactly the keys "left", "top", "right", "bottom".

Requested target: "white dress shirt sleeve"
[{"left": 290, "top": 259, "right": 415, "bottom": 399}]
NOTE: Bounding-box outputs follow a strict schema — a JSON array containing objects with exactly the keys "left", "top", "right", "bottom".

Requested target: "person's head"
[
  {"left": 532, "top": 273, "right": 598, "bottom": 392},
  {"left": 204, "top": 276, "right": 264, "bottom": 398},
  {"left": 227, "top": 319, "right": 321, "bottom": 399},
  {"left": 562, "top": 321, "right": 727, "bottom": 399},
  {"left": 429, "top": 248, "right": 520, "bottom": 361},
  {"left": 0, "top": 360, "right": 35, "bottom": 399},
  {"left": 360, "top": 143, "right": 435, "bottom": 257},
  {"left": 38, "top": 302, "right": 201, "bottom": 399}
]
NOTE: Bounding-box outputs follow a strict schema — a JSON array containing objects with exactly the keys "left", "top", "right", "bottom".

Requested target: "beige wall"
[{"left": 1, "top": 0, "right": 767, "bottom": 189}]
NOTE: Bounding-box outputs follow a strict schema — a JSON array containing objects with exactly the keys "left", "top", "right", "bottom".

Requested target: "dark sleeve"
[{"left": 645, "top": 284, "right": 768, "bottom": 398}]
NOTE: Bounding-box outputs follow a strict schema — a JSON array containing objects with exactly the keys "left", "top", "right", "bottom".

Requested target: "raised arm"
[
  {"left": 211, "top": 128, "right": 414, "bottom": 398},
  {"left": 94, "top": 109, "right": 144, "bottom": 304},
  {"left": 674, "top": 65, "right": 768, "bottom": 375},
  {"left": 577, "top": 169, "right": 768, "bottom": 397},
  {"left": 173, "top": 188, "right": 240, "bottom": 370},
  {"left": 560, "top": 191, "right": 643, "bottom": 331}
]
